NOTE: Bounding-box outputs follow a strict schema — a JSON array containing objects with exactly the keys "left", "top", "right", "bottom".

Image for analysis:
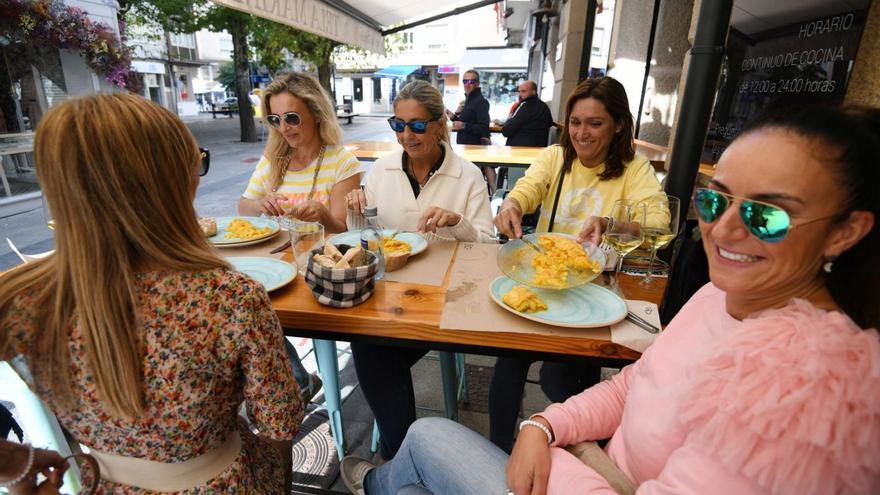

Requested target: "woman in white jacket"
[
  {"left": 345, "top": 81, "right": 494, "bottom": 461},
  {"left": 345, "top": 80, "right": 494, "bottom": 242}
]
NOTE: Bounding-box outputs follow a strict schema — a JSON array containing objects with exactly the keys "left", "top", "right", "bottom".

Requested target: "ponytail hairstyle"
[{"left": 741, "top": 104, "right": 880, "bottom": 330}]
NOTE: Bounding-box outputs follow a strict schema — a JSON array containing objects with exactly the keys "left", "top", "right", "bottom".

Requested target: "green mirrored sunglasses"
[{"left": 693, "top": 188, "right": 837, "bottom": 243}]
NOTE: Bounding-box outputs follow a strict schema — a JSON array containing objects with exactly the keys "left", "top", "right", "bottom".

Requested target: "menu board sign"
[{"left": 703, "top": 9, "right": 867, "bottom": 162}]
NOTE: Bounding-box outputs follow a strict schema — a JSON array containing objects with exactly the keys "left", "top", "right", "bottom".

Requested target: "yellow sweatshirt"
[{"left": 507, "top": 145, "right": 665, "bottom": 235}]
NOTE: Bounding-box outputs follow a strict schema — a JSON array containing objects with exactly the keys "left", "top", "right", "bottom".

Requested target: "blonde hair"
[
  {"left": 261, "top": 73, "right": 343, "bottom": 189},
  {"left": 395, "top": 80, "right": 450, "bottom": 144},
  {"left": 0, "top": 93, "right": 227, "bottom": 419}
]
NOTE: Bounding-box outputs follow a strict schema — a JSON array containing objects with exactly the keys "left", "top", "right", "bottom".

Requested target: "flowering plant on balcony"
[{"left": 0, "top": 0, "right": 134, "bottom": 89}]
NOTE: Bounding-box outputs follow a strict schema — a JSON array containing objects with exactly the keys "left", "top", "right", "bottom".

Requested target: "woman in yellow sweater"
[{"left": 490, "top": 77, "right": 664, "bottom": 452}]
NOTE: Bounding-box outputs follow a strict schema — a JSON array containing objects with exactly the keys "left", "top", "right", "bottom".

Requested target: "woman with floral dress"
[{"left": 0, "top": 93, "right": 303, "bottom": 492}]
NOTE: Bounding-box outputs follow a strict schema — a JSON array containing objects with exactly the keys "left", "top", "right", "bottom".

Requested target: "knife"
[{"left": 625, "top": 311, "right": 660, "bottom": 334}]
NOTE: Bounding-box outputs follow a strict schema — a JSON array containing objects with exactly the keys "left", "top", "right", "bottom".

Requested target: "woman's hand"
[
  {"left": 345, "top": 189, "right": 368, "bottom": 215},
  {"left": 257, "top": 193, "right": 289, "bottom": 217},
  {"left": 495, "top": 198, "right": 524, "bottom": 239},
  {"left": 506, "top": 426, "right": 552, "bottom": 495},
  {"left": 417, "top": 207, "right": 461, "bottom": 232},
  {"left": 289, "top": 200, "right": 327, "bottom": 223},
  {"left": 3, "top": 444, "right": 68, "bottom": 495},
  {"left": 576, "top": 216, "right": 608, "bottom": 246}
]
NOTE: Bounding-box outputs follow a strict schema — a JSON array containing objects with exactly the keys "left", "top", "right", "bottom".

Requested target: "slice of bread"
[
  {"left": 312, "top": 254, "right": 337, "bottom": 268},
  {"left": 341, "top": 246, "right": 366, "bottom": 267},
  {"left": 333, "top": 258, "right": 351, "bottom": 269},
  {"left": 324, "top": 243, "right": 344, "bottom": 261},
  {"left": 385, "top": 251, "right": 410, "bottom": 272},
  {"left": 198, "top": 217, "right": 217, "bottom": 237}
]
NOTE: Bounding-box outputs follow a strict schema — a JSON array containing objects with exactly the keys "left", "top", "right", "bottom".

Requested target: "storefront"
[{"left": 456, "top": 47, "right": 529, "bottom": 121}]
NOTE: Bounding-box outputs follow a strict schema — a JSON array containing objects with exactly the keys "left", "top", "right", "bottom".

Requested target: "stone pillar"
[
  {"left": 546, "top": 0, "right": 590, "bottom": 119},
  {"left": 844, "top": 0, "right": 880, "bottom": 106},
  {"left": 607, "top": 0, "right": 695, "bottom": 147}
]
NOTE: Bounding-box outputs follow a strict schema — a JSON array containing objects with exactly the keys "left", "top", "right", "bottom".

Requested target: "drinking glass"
[
  {"left": 288, "top": 221, "right": 324, "bottom": 274},
  {"left": 639, "top": 196, "right": 680, "bottom": 286},
  {"left": 603, "top": 200, "right": 646, "bottom": 287}
]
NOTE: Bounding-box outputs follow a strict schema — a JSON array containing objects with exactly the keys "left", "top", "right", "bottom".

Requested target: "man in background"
[
  {"left": 495, "top": 81, "right": 554, "bottom": 146},
  {"left": 447, "top": 70, "right": 493, "bottom": 191},
  {"left": 447, "top": 70, "right": 491, "bottom": 145}
]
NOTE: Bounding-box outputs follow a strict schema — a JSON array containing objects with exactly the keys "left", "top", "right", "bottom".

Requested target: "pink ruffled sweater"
[{"left": 540, "top": 283, "right": 880, "bottom": 494}]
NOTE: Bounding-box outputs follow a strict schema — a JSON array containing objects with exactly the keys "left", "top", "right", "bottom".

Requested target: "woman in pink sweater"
[{"left": 341, "top": 105, "right": 880, "bottom": 495}]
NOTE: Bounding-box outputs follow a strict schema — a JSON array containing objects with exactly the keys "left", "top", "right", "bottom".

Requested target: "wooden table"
[
  {"left": 345, "top": 141, "right": 542, "bottom": 167},
  {"left": 0, "top": 132, "right": 35, "bottom": 197},
  {"left": 271, "top": 242, "right": 666, "bottom": 459},
  {"left": 346, "top": 139, "right": 714, "bottom": 176}
]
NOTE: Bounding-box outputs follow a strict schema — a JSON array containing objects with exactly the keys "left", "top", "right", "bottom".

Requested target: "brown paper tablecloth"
[
  {"left": 439, "top": 242, "right": 611, "bottom": 340},
  {"left": 382, "top": 240, "right": 457, "bottom": 287}
]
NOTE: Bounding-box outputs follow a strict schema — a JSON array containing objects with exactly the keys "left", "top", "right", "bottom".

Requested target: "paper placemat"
[
  {"left": 383, "top": 240, "right": 457, "bottom": 286},
  {"left": 439, "top": 242, "right": 610, "bottom": 340},
  {"left": 610, "top": 300, "right": 661, "bottom": 353}
]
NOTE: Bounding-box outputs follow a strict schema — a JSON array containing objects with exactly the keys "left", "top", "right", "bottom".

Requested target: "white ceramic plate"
[
  {"left": 228, "top": 256, "right": 297, "bottom": 292},
  {"left": 328, "top": 229, "right": 428, "bottom": 256},
  {"left": 209, "top": 216, "right": 280, "bottom": 247},
  {"left": 489, "top": 276, "right": 627, "bottom": 328}
]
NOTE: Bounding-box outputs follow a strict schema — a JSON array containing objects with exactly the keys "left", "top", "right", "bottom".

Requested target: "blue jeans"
[
  {"left": 283, "top": 338, "right": 311, "bottom": 390},
  {"left": 365, "top": 417, "right": 509, "bottom": 495}
]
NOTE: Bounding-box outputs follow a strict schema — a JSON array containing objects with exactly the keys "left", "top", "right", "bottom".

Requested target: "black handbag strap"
[{"left": 547, "top": 164, "right": 566, "bottom": 232}]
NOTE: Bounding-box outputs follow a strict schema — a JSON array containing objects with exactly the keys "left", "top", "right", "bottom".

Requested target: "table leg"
[
  {"left": 0, "top": 157, "right": 12, "bottom": 197},
  {"left": 438, "top": 351, "right": 458, "bottom": 421},
  {"left": 313, "top": 339, "right": 345, "bottom": 460}
]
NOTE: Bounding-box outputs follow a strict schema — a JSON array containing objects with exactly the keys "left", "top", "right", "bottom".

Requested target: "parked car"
[{"left": 216, "top": 97, "right": 238, "bottom": 111}]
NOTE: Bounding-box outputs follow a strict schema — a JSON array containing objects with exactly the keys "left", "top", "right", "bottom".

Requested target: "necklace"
[{"left": 274, "top": 144, "right": 327, "bottom": 200}]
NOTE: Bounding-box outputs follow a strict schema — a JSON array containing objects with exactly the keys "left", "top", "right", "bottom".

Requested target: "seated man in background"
[{"left": 496, "top": 80, "right": 554, "bottom": 147}]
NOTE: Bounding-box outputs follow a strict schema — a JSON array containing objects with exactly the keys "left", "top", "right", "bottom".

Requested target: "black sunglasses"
[
  {"left": 266, "top": 111, "right": 302, "bottom": 128},
  {"left": 387, "top": 117, "right": 437, "bottom": 134},
  {"left": 199, "top": 148, "right": 210, "bottom": 177},
  {"left": 462, "top": 79, "right": 478, "bottom": 85}
]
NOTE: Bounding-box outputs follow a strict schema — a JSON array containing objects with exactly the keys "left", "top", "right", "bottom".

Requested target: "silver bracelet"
[
  {"left": 0, "top": 443, "right": 34, "bottom": 487},
  {"left": 518, "top": 419, "right": 553, "bottom": 445}
]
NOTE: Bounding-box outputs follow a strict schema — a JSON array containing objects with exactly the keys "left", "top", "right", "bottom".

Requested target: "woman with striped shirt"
[{"left": 238, "top": 73, "right": 363, "bottom": 234}]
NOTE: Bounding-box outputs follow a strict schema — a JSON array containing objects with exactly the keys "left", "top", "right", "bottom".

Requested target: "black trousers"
[
  {"left": 350, "top": 342, "right": 428, "bottom": 460},
  {"left": 489, "top": 357, "right": 600, "bottom": 452}
]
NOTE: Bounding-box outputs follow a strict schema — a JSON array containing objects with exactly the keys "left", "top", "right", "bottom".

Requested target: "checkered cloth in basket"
[{"left": 304, "top": 247, "right": 379, "bottom": 307}]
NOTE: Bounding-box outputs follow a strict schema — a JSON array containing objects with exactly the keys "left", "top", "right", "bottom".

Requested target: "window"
[
  {"left": 353, "top": 78, "right": 363, "bottom": 102},
  {"left": 372, "top": 77, "right": 382, "bottom": 102},
  {"left": 591, "top": 27, "right": 605, "bottom": 56}
]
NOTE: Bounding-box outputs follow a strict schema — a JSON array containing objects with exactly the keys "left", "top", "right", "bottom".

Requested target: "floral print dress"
[{"left": 1, "top": 269, "right": 304, "bottom": 493}]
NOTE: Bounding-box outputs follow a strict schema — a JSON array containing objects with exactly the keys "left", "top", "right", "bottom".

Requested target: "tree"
[
  {"left": 217, "top": 62, "right": 236, "bottom": 93},
  {"left": 123, "top": 0, "right": 258, "bottom": 142},
  {"left": 252, "top": 19, "right": 340, "bottom": 94}
]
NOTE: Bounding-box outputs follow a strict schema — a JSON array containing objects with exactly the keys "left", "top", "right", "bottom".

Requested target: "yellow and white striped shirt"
[{"left": 242, "top": 145, "right": 363, "bottom": 207}]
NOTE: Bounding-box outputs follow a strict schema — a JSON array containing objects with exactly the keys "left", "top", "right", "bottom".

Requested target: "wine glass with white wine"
[
  {"left": 639, "top": 196, "right": 680, "bottom": 286},
  {"left": 603, "top": 200, "right": 646, "bottom": 288}
]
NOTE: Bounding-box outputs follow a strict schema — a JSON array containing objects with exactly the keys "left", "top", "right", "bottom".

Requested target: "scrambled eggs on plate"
[
  {"left": 531, "top": 235, "right": 600, "bottom": 289},
  {"left": 224, "top": 218, "right": 272, "bottom": 240}
]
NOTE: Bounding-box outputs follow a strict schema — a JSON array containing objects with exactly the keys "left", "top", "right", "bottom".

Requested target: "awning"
[
  {"left": 209, "top": 0, "right": 385, "bottom": 53},
  {"left": 458, "top": 47, "right": 528, "bottom": 70},
  {"left": 206, "top": 0, "right": 503, "bottom": 54},
  {"left": 373, "top": 65, "right": 421, "bottom": 79}
]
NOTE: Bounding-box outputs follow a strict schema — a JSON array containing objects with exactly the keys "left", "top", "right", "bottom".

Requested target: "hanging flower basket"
[{"left": 0, "top": 0, "right": 134, "bottom": 89}]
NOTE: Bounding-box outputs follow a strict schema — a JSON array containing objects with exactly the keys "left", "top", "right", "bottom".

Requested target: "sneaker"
[
  {"left": 340, "top": 455, "right": 376, "bottom": 495},
  {"left": 301, "top": 373, "right": 323, "bottom": 404}
]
